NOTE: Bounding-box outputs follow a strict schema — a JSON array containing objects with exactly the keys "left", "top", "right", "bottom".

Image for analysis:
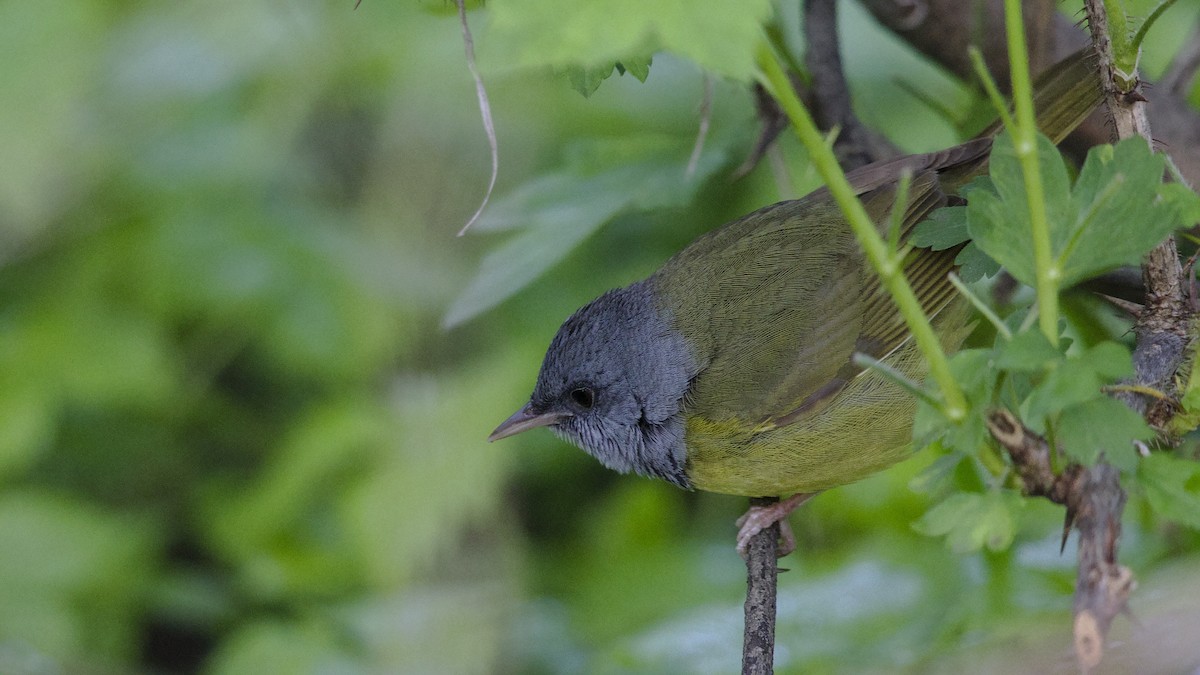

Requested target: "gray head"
[{"left": 489, "top": 280, "right": 697, "bottom": 488}]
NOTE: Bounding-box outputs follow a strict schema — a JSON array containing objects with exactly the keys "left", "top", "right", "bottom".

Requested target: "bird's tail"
[{"left": 982, "top": 47, "right": 1103, "bottom": 143}]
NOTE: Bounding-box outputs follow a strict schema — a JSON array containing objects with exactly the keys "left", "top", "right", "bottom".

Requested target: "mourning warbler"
[{"left": 489, "top": 49, "right": 1102, "bottom": 540}]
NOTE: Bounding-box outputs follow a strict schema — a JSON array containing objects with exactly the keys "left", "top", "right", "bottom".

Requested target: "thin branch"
[
  {"left": 986, "top": 410, "right": 1137, "bottom": 675},
  {"left": 1071, "top": 464, "right": 1136, "bottom": 674},
  {"left": 985, "top": 409, "right": 1078, "bottom": 504},
  {"left": 733, "top": 81, "right": 797, "bottom": 180},
  {"left": 804, "top": 0, "right": 899, "bottom": 168},
  {"left": 1083, "top": 0, "right": 1190, "bottom": 424},
  {"left": 455, "top": 0, "right": 499, "bottom": 237},
  {"left": 742, "top": 496, "right": 779, "bottom": 675},
  {"left": 686, "top": 75, "right": 715, "bottom": 179}
]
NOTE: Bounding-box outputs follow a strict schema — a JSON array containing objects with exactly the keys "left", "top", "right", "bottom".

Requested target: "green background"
[{"left": 1, "top": 0, "right": 1198, "bottom": 673}]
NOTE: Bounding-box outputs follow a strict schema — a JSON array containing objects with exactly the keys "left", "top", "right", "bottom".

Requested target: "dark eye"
[{"left": 569, "top": 386, "right": 595, "bottom": 410}]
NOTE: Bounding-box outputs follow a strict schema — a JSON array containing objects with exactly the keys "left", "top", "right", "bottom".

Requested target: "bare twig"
[
  {"left": 1071, "top": 463, "right": 1136, "bottom": 673},
  {"left": 455, "top": 0, "right": 498, "bottom": 237},
  {"left": 985, "top": 408, "right": 1138, "bottom": 670},
  {"left": 686, "top": 75, "right": 715, "bottom": 179},
  {"left": 742, "top": 496, "right": 780, "bottom": 675},
  {"left": 804, "top": 0, "right": 899, "bottom": 168},
  {"left": 733, "top": 82, "right": 795, "bottom": 180}
]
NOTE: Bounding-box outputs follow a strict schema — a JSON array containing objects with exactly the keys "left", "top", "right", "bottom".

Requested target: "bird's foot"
[{"left": 735, "top": 492, "right": 816, "bottom": 558}]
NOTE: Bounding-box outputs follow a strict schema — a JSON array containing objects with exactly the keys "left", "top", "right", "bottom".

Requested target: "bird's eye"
[{"left": 569, "top": 387, "right": 595, "bottom": 410}]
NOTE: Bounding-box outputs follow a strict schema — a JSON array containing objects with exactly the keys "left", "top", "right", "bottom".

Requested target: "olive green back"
[{"left": 648, "top": 48, "right": 1103, "bottom": 496}]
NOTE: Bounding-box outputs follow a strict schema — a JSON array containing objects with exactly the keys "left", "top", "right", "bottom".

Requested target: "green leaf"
[
  {"left": 620, "top": 56, "right": 652, "bottom": 82},
  {"left": 912, "top": 490, "right": 1023, "bottom": 553},
  {"left": 562, "top": 63, "right": 621, "bottom": 98},
  {"left": 994, "top": 329, "right": 1062, "bottom": 372},
  {"left": 444, "top": 197, "right": 619, "bottom": 327},
  {"left": 560, "top": 56, "right": 653, "bottom": 96},
  {"left": 910, "top": 176, "right": 994, "bottom": 250},
  {"left": 954, "top": 242, "right": 1001, "bottom": 282},
  {"left": 206, "top": 619, "right": 355, "bottom": 675},
  {"left": 1138, "top": 452, "right": 1200, "bottom": 530},
  {"left": 1059, "top": 138, "right": 1185, "bottom": 286},
  {"left": 1079, "top": 340, "right": 1135, "bottom": 379},
  {"left": 1171, "top": 354, "right": 1200, "bottom": 436},
  {"left": 908, "top": 451, "right": 965, "bottom": 494},
  {"left": 1159, "top": 181, "right": 1200, "bottom": 226},
  {"left": 1023, "top": 341, "right": 1133, "bottom": 425},
  {"left": 0, "top": 491, "right": 160, "bottom": 659},
  {"left": 1057, "top": 397, "right": 1152, "bottom": 472},
  {"left": 967, "top": 132, "right": 1072, "bottom": 287},
  {"left": 484, "top": 0, "right": 774, "bottom": 81},
  {"left": 200, "top": 401, "right": 390, "bottom": 577},
  {"left": 913, "top": 349, "right": 995, "bottom": 455},
  {"left": 0, "top": 0, "right": 105, "bottom": 235},
  {"left": 0, "top": 390, "right": 53, "bottom": 480},
  {"left": 446, "top": 131, "right": 739, "bottom": 326},
  {"left": 966, "top": 135, "right": 1195, "bottom": 291},
  {"left": 910, "top": 205, "right": 968, "bottom": 250}
]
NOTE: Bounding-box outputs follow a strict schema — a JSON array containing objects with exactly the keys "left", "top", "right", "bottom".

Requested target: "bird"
[{"left": 489, "top": 48, "right": 1102, "bottom": 555}]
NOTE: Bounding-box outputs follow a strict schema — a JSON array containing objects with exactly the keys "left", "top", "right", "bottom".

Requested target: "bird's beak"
[{"left": 488, "top": 404, "right": 569, "bottom": 442}]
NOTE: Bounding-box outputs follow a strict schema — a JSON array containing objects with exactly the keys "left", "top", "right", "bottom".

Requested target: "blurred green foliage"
[{"left": 1, "top": 0, "right": 1199, "bottom": 673}]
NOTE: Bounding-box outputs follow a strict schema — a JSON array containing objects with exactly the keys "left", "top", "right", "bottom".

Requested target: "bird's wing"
[{"left": 659, "top": 147, "right": 980, "bottom": 428}]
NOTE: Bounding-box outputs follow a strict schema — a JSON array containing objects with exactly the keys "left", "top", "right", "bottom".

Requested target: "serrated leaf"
[
  {"left": 994, "top": 329, "right": 1063, "bottom": 372},
  {"left": 561, "top": 56, "right": 652, "bottom": 96},
  {"left": 1138, "top": 452, "right": 1200, "bottom": 530},
  {"left": 1159, "top": 181, "right": 1200, "bottom": 226},
  {"left": 1059, "top": 138, "right": 1184, "bottom": 286},
  {"left": 562, "top": 63, "right": 619, "bottom": 97},
  {"left": 967, "top": 132, "right": 1072, "bottom": 287},
  {"left": 912, "top": 490, "right": 1023, "bottom": 553},
  {"left": 1077, "top": 340, "right": 1133, "bottom": 379},
  {"left": 619, "top": 56, "right": 653, "bottom": 82},
  {"left": 914, "top": 349, "right": 995, "bottom": 454},
  {"left": 954, "top": 242, "right": 1000, "bottom": 282},
  {"left": 908, "top": 451, "right": 965, "bottom": 494},
  {"left": 910, "top": 176, "right": 994, "bottom": 251},
  {"left": 1057, "top": 397, "right": 1151, "bottom": 472},
  {"left": 910, "top": 205, "right": 968, "bottom": 250},
  {"left": 484, "top": 0, "right": 773, "bottom": 81},
  {"left": 967, "top": 136, "right": 1196, "bottom": 291},
  {"left": 1023, "top": 341, "right": 1132, "bottom": 424}
]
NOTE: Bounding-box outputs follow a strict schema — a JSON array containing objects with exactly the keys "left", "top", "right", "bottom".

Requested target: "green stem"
[
  {"left": 967, "top": 47, "right": 1015, "bottom": 132},
  {"left": 1131, "top": 0, "right": 1181, "bottom": 52},
  {"left": 755, "top": 41, "right": 967, "bottom": 421},
  {"left": 1003, "top": 0, "right": 1059, "bottom": 346},
  {"left": 948, "top": 273, "right": 1011, "bottom": 340}
]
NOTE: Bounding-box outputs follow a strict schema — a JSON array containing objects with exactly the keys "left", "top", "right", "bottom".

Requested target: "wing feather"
[{"left": 654, "top": 142, "right": 984, "bottom": 428}]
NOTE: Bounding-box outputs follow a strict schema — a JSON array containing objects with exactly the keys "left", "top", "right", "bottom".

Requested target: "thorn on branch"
[{"left": 986, "top": 408, "right": 1135, "bottom": 672}]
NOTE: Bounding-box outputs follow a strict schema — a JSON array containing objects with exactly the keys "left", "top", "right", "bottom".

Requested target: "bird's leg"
[{"left": 735, "top": 492, "right": 817, "bottom": 558}]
